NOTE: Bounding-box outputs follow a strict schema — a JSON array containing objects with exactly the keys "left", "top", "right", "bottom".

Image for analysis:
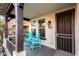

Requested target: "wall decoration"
[
  {"left": 31, "top": 28, "right": 36, "bottom": 37},
  {"left": 48, "top": 20, "right": 52, "bottom": 29}
]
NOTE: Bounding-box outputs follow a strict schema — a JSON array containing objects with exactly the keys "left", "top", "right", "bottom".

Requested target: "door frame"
[{"left": 55, "top": 9, "right": 75, "bottom": 54}]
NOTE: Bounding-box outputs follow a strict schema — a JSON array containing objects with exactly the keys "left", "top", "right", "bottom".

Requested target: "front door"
[{"left": 56, "top": 9, "right": 75, "bottom": 54}]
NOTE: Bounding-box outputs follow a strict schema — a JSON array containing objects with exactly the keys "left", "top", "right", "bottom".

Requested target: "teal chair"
[
  {"left": 24, "top": 32, "right": 33, "bottom": 45},
  {"left": 30, "top": 32, "right": 41, "bottom": 49}
]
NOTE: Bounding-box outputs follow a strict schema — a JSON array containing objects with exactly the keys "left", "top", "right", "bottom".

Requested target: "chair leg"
[
  {"left": 32, "top": 47, "right": 33, "bottom": 50},
  {"left": 30, "top": 42, "right": 34, "bottom": 50},
  {"left": 40, "top": 45, "right": 41, "bottom": 48},
  {"left": 39, "top": 44, "right": 41, "bottom": 48}
]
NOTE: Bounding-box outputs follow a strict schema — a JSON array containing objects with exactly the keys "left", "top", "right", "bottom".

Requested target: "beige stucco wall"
[
  {"left": 75, "top": 4, "right": 79, "bottom": 56},
  {"left": 8, "top": 18, "right": 16, "bottom": 28},
  {"left": 23, "top": 20, "right": 30, "bottom": 26},
  {"left": 8, "top": 19, "right": 30, "bottom": 28},
  {"left": 30, "top": 4, "right": 76, "bottom": 49}
]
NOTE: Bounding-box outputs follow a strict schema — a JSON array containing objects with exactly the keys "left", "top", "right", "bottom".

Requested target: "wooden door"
[{"left": 56, "top": 9, "right": 75, "bottom": 54}]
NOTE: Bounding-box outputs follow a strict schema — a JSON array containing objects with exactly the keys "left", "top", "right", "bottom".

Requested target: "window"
[
  {"left": 38, "top": 19, "right": 45, "bottom": 39},
  {"left": 31, "top": 20, "right": 36, "bottom": 37},
  {"left": 31, "top": 20, "right": 36, "bottom": 27},
  {"left": 31, "top": 28, "right": 36, "bottom": 37}
]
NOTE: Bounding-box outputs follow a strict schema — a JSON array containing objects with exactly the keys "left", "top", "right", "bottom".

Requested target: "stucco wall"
[
  {"left": 75, "top": 4, "right": 79, "bottom": 56},
  {"left": 8, "top": 19, "right": 30, "bottom": 28},
  {"left": 30, "top": 5, "right": 76, "bottom": 49},
  {"left": 8, "top": 18, "right": 16, "bottom": 28}
]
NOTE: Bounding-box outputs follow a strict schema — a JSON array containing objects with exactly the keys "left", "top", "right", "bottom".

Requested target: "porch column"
[
  {"left": 3, "top": 15, "right": 8, "bottom": 48},
  {"left": 14, "top": 3, "right": 24, "bottom": 52},
  {"left": 4, "top": 15, "right": 8, "bottom": 38},
  {"left": 75, "top": 4, "right": 79, "bottom": 56}
]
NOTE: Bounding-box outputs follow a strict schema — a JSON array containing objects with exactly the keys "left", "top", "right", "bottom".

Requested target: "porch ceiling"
[
  {"left": 0, "top": 3, "right": 9, "bottom": 15},
  {"left": 11, "top": 3, "right": 76, "bottom": 19}
]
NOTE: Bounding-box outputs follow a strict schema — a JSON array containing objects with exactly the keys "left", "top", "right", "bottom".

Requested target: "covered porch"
[
  {"left": 0, "top": 3, "right": 79, "bottom": 56},
  {"left": 25, "top": 45, "right": 73, "bottom": 56}
]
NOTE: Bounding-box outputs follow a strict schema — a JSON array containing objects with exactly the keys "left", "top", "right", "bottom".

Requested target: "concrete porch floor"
[{"left": 25, "top": 45, "right": 74, "bottom": 56}]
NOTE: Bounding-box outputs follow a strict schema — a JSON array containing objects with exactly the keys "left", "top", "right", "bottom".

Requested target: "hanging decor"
[{"left": 48, "top": 20, "right": 52, "bottom": 29}]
